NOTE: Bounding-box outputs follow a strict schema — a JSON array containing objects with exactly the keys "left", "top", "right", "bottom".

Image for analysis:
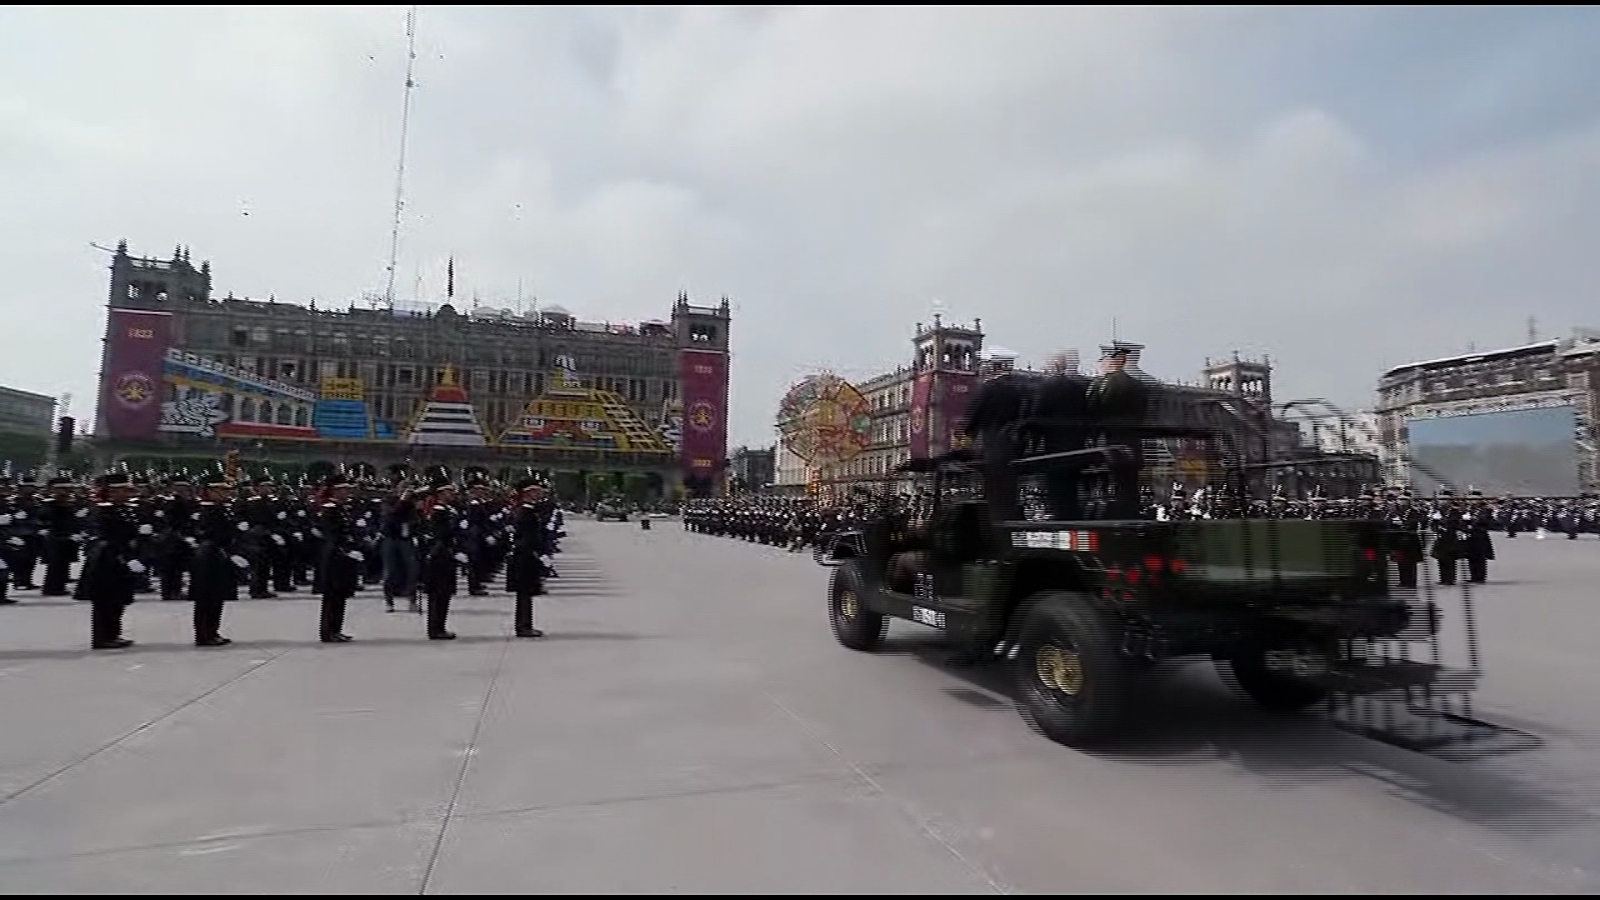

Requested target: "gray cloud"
[{"left": 3, "top": 7, "right": 1597, "bottom": 445}]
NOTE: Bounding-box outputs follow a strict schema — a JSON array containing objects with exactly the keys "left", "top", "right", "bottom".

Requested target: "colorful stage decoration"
[
  {"left": 314, "top": 377, "right": 380, "bottom": 441},
  {"left": 407, "top": 366, "right": 488, "bottom": 447},
  {"left": 776, "top": 371, "right": 872, "bottom": 466},
  {"left": 498, "top": 355, "right": 672, "bottom": 454},
  {"left": 160, "top": 349, "right": 319, "bottom": 441}
]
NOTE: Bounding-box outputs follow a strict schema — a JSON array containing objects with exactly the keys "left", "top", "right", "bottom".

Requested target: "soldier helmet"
[
  {"left": 46, "top": 474, "right": 75, "bottom": 488},
  {"left": 322, "top": 472, "right": 355, "bottom": 490}
]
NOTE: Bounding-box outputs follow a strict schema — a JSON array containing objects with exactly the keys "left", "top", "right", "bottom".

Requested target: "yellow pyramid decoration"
[{"left": 499, "top": 363, "right": 671, "bottom": 454}]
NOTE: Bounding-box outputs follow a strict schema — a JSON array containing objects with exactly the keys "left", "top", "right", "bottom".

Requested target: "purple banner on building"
[
  {"left": 939, "top": 372, "right": 978, "bottom": 454},
  {"left": 678, "top": 349, "right": 728, "bottom": 479},
  {"left": 910, "top": 372, "right": 933, "bottom": 459},
  {"left": 100, "top": 309, "right": 174, "bottom": 440}
]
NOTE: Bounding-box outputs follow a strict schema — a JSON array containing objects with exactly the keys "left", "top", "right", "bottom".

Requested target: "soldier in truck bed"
[{"left": 957, "top": 351, "right": 1042, "bottom": 524}]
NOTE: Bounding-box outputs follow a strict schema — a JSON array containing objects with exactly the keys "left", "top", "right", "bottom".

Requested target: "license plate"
[{"left": 911, "top": 606, "right": 946, "bottom": 628}]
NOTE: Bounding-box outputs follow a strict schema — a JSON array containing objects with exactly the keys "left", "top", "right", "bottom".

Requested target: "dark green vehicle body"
[{"left": 815, "top": 443, "right": 1451, "bottom": 747}]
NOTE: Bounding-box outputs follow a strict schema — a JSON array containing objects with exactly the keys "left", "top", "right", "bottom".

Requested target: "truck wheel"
[
  {"left": 1012, "top": 591, "right": 1132, "bottom": 748},
  {"left": 829, "top": 563, "right": 888, "bottom": 651},
  {"left": 1218, "top": 652, "right": 1329, "bottom": 714}
]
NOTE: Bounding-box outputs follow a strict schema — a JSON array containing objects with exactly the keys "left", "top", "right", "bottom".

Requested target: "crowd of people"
[{"left": 0, "top": 464, "right": 566, "bottom": 650}]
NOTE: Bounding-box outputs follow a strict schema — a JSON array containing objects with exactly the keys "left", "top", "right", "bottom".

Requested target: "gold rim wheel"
[
  {"left": 1036, "top": 644, "right": 1084, "bottom": 696},
  {"left": 838, "top": 590, "right": 858, "bottom": 620}
]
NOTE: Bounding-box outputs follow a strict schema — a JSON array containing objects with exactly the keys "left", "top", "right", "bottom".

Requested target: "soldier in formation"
[{"left": 0, "top": 462, "right": 566, "bottom": 650}]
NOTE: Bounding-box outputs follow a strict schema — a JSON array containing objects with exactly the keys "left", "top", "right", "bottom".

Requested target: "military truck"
[{"left": 815, "top": 419, "right": 1456, "bottom": 749}]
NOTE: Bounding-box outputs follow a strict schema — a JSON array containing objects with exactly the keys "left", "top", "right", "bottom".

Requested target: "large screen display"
[{"left": 1408, "top": 406, "right": 1579, "bottom": 496}]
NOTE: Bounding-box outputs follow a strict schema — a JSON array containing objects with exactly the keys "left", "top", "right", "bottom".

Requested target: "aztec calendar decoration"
[{"left": 777, "top": 371, "right": 873, "bottom": 466}]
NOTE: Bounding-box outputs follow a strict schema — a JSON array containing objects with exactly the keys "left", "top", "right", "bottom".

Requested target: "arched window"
[
  {"left": 276, "top": 404, "right": 292, "bottom": 426},
  {"left": 294, "top": 406, "right": 309, "bottom": 427},
  {"left": 260, "top": 401, "right": 275, "bottom": 424},
  {"left": 239, "top": 398, "right": 257, "bottom": 423}
]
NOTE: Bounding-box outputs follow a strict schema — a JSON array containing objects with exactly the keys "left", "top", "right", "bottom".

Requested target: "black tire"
[
  {"left": 1218, "top": 652, "right": 1329, "bottom": 714},
  {"left": 1012, "top": 591, "right": 1133, "bottom": 748},
  {"left": 829, "top": 563, "right": 888, "bottom": 651}
]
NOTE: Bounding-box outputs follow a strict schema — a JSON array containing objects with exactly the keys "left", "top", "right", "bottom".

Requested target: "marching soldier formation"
[{"left": 0, "top": 463, "right": 566, "bottom": 650}]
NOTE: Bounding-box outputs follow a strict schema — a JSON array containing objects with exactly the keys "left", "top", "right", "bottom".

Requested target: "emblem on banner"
[
  {"left": 114, "top": 372, "right": 156, "bottom": 408},
  {"left": 688, "top": 400, "right": 716, "bottom": 432},
  {"left": 911, "top": 407, "right": 926, "bottom": 434}
]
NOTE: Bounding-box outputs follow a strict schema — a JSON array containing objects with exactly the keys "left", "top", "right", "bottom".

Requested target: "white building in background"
[{"left": 773, "top": 440, "right": 810, "bottom": 494}]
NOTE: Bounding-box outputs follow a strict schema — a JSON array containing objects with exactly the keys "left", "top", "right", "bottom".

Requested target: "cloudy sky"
[{"left": 4, "top": 6, "right": 1599, "bottom": 447}]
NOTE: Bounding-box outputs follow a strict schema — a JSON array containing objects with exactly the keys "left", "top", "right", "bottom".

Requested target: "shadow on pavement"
[{"left": 875, "top": 633, "right": 1584, "bottom": 836}]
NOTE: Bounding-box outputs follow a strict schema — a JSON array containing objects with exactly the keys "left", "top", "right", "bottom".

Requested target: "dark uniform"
[
  {"left": 421, "top": 476, "right": 463, "bottom": 641},
  {"left": 78, "top": 473, "right": 139, "bottom": 649},
  {"left": 1084, "top": 348, "right": 1153, "bottom": 519},
  {"left": 189, "top": 476, "right": 241, "bottom": 646},
  {"left": 316, "top": 475, "right": 362, "bottom": 643},
  {"left": 959, "top": 364, "right": 1042, "bottom": 524},
  {"left": 507, "top": 477, "right": 553, "bottom": 639}
]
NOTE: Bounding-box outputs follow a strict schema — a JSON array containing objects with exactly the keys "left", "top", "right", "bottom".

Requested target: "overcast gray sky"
[{"left": 4, "top": 6, "right": 1598, "bottom": 447}]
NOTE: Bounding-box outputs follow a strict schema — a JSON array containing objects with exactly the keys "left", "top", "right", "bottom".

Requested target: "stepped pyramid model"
[
  {"left": 312, "top": 377, "right": 374, "bottom": 440},
  {"left": 407, "top": 366, "right": 488, "bottom": 447},
  {"left": 499, "top": 356, "right": 670, "bottom": 453}
]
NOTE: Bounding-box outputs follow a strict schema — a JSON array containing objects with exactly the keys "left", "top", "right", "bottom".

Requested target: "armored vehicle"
[{"left": 594, "top": 499, "right": 630, "bottom": 522}]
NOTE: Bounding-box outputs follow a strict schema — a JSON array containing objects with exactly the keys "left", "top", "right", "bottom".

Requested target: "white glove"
[
  {"left": 277, "top": 511, "right": 287, "bottom": 520},
  {"left": 127, "top": 560, "right": 146, "bottom": 575},
  {"left": 271, "top": 534, "right": 285, "bottom": 546},
  {"left": 6, "top": 537, "right": 20, "bottom": 547},
  {"left": 457, "top": 520, "right": 468, "bottom": 530},
  {"left": 311, "top": 528, "right": 323, "bottom": 538},
  {"left": 154, "top": 510, "right": 165, "bottom": 519},
  {"left": 293, "top": 532, "right": 302, "bottom": 540},
  {"left": 76, "top": 509, "right": 88, "bottom": 518},
  {"left": 485, "top": 537, "right": 496, "bottom": 546},
  {"left": 12, "top": 511, "right": 25, "bottom": 521},
  {"left": 0, "top": 514, "right": 11, "bottom": 526},
  {"left": 347, "top": 550, "right": 364, "bottom": 562},
  {"left": 185, "top": 537, "right": 198, "bottom": 547},
  {"left": 237, "top": 522, "right": 249, "bottom": 532},
  {"left": 230, "top": 555, "right": 249, "bottom": 569},
  {"left": 454, "top": 552, "right": 469, "bottom": 564},
  {"left": 356, "top": 519, "right": 369, "bottom": 529},
  {"left": 138, "top": 524, "right": 154, "bottom": 536}
]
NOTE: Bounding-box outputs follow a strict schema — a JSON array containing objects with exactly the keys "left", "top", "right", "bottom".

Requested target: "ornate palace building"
[
  {"left": 93, "top": 243, "right": 731, "bottom": 496},
  {"left": 775, "top": 317, "right": 1331, "bottom": 498}
]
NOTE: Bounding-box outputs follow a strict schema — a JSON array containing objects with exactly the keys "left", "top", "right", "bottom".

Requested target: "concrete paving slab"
[
  {"left": 431, "top": 779, "right": 998, "bottom": 895},
  {"left": 0, "top": 820, "right": 437, "bottom": 895},
  {"left": 1, "top": 519, "right": 1599, "bottom": 893}
]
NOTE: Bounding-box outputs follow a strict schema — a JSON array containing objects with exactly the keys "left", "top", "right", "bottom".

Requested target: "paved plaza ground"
[{"left": 1, "top": 520, "right": 1599, "bottom": 894}]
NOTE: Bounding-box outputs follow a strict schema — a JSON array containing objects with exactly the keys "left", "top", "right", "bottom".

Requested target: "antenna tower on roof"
[{"left": 382, "top": 5, "right": 420, "bottom": 310}]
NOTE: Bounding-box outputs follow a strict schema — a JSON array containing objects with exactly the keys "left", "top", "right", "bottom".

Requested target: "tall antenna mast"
[{"left": 383, "top": 5, "right": 420, "bottom": 310}]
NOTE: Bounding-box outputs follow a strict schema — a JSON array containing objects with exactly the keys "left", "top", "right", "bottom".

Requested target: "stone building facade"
[
  {"left": 774, "top": 320, "right": 1307, "bottom": 498},
  {"left": 1374, "top": 329, "right": 1600, "bottom": 491},
  {"left": 92, "top": 242, "right": 732, "bottom": 496}
]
